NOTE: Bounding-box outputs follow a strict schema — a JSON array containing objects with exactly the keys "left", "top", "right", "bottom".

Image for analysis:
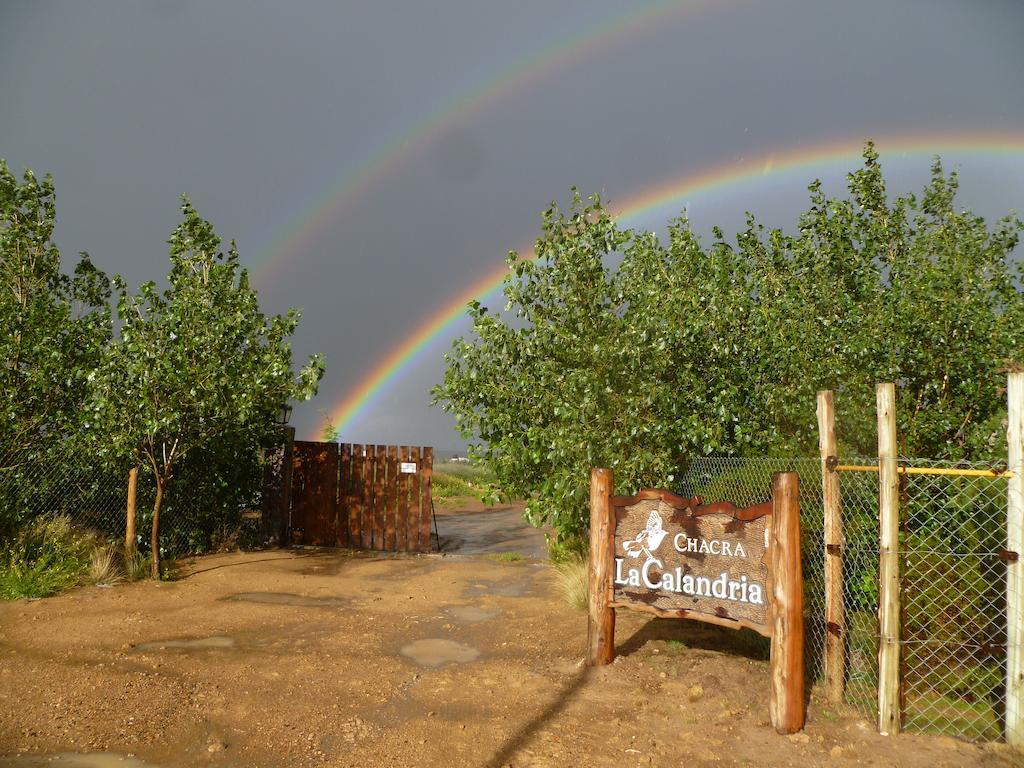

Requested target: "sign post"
[
  {"left": 587, "top": 468, "right": 616, "bottom": 665},
  {"left": 587, "top": 467, "right": 805, "bottom": 734},
  {"left": 769, "top": 471, "right": 805, "bottom": 734}
]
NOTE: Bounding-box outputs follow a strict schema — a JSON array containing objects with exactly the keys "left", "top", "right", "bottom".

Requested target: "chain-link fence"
[
  {"left": 836, "top": 457, "right": 1010, "bottom": 742},
  {"left": 675, "top": 453, "right": 1011, "bottom": 743},
  {"left": 831, "top": 457, "right": 883, "bottom": 721},
  {"left": 0, "top": 444, "right": 261, "bottom": 558}
]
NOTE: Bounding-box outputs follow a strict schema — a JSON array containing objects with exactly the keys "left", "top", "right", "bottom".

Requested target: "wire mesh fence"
[
  {"left": 896, "top": 457, "right": 1008, "bottom": 741},
  {"left": 0, "top": 444, "right": 260, "bottom": 558},
  {"left": 675, "top": 453, "right": 1011, "bottom": 743},
  {"left": 833, "top": 458, "right": 884, "bottom": 721}
]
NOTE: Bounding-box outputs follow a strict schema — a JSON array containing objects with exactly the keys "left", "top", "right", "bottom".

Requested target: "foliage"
[
  {"left": 320, "top": 411, "right": 340, "bottom": 442},
  {"left": 432, "top": 461, "right": 504, "bottom": 506},
  {"left": 87, "top": 199, "right": 325, "bottom": 577},
  {"left": 0, "top": 161, "right": 111, "bottom": 535},
  {"left": 435, "top": 145, "right": 1024, "bottom": 542},
  {"left": 0, "top": 516, "right": 93, "bottom": 599}
]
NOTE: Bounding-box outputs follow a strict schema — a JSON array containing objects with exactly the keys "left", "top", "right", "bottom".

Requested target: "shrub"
[{"left": 0, "top": 515, "right": 93, "bottom": 599}]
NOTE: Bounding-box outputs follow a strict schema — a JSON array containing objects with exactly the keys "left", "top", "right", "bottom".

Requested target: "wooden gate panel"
[
  {"left": 347, "top": 444, "right": 362, "bottom": 547},
  {"left": 337, "top": 443, "right": 351, "bottom": 548},
  {"left": 386, "top": 445, "right": 398, "bottom": 550},
  {"left": 290, "top": 441, "right": 339, "bottom": 546},
  {"left": 361, "top": 445, "right": 374, "bottom": 549},
  {"left": 374, "top": 448, "right": 385, "bottom": 548},
  {"left": 408, "top": 446, "right": 421, "bottom": 551},
  {"left": 289, "top": 440, "right": 434, "bottom": 552},
  {"left": 420, "top": 448, "right": 433, "bottom": 551},
  {"left": 395, "top": 446, "right": 407, "bottom": 551}
]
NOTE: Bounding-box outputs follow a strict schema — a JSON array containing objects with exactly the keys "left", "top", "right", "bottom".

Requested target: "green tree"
[
  {"left": 0, "top": 161, "right": 111, "bottom": 534},
  {"left": 88, "top": 199, "right": 324, "bottom": 576},
  {"left": 434, "top": 145, "right": 1024, "bottom": 546}
]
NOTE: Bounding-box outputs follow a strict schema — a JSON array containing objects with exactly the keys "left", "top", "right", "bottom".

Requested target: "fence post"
[
  {"left": 876, "top": 382, "right": 901, "bottom": 735},
  {"left": 770, "top": 471, "right": 806, "bottom": 734},
  {"left": 1007, "top": 371, "right": 1024, "bottom": 745},
  {"left": 125, "top": 466, "right": 138, "bottom": 554},
  {"left": 817, "top": 390, "right": 846, "bottom": 704},
  {"left": 587, "top": 467, "right": 616, "bottom": 666}
]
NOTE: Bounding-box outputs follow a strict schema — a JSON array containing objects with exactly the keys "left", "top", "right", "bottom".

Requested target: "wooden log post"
[
  {"left": 587, "top": 468, "right": 616, "bottom": 666},
  {"left": 817, "top": 390, "right": 846, "bottom": 703},
  {"left": 876, "top": 382, "right": 901, "bottom": 735},
  {"left": 1007, "top": 371, "right": 1024, "bottom": 745},
  {"left": 125, "top": 466, "right": 139, "bottom": 554},
  {"left": 769, "top": 471, "right": 806, "bottom": 734}
]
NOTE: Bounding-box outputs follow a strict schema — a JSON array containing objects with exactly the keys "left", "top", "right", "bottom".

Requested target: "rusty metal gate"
[{"left": 289, "top": 441, "right": 434, "bottom": 552}]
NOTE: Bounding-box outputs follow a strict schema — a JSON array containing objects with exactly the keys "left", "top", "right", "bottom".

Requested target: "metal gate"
[{"left": 289, "top": 441, "right": 434, "bottom": 552}]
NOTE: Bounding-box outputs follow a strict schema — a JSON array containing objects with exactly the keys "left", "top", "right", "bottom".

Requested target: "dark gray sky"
[{"left": 3, "top": 0, "right": 1023, "bottom": 447}]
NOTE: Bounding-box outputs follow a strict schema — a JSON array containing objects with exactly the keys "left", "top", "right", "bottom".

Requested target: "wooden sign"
[
  {"left": 587, "top": 468, "right": 805, "bottom": 735},
  {"left": 611, "top": 491, "right": 772, "bottom": 636}
]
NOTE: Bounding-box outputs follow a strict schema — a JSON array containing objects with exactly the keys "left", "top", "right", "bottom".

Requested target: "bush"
[{"left": 0, "top": 515, "right": 93, "bottom": 599}]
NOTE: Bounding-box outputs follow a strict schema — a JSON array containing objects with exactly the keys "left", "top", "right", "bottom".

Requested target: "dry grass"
[
  {"left": 552, "top": 554, "right": 588, "bottom": 611},
  {"left": 88, "top": 543, "right": 123, "bottom": 586}
]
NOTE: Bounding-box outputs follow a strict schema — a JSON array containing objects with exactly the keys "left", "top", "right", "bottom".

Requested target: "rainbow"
[
  {"left": 250, "top": 0, "right": 723, "bottom": 283},
  {"left": 327, "top": 131, "right": 1024, "bottom": 436}
]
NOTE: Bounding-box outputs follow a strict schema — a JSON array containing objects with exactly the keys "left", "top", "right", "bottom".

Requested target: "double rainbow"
[
  {"left": 326, "top": 132, "right": 1024, "bottom": 435},
  {"left": 250, "top": 0, "right": 722, "bottom": 285}
]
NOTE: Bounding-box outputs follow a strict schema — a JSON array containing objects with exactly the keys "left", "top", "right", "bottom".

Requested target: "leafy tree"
[
  {"left": 88, "top": 199, "right": 324, "bottom": 576},
  {"left": 0, "top": 161, "right": 111, "bottom": 458},
  {"left": 434, "top": 145, "right": 1024, "bottom": 546},
  {"left": 0, "top": 161, "right": 111, "bottom": 535}
]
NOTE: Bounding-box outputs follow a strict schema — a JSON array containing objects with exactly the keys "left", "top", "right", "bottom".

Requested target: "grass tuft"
[
  {"left": 124, "top": 549, "right": 151, "bottom": 581},
  {"left": 552, "top": 554, "right": 588, "bottom": 612},
  {"left": 88, "top": 543, "right": 124, "bottom": 586}
]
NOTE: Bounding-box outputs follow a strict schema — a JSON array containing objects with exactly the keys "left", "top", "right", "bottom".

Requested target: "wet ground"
[
  {"left": 433, "top": 501, "right": 547, "bottom": 558},
  {"left": 0, "top": 500, "right": 1020, "bottom": 767}
]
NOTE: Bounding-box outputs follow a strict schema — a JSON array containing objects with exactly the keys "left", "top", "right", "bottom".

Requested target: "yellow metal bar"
[{"left": 834, "top": 464, "right": 1014, "bottom": 479}]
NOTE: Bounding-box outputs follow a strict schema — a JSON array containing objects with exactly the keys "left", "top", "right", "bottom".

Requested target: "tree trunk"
[
  {"left": 125, "top": 466, "right": 139, "bottom": 555},
  {"left": 150, "top": 476, "right": 164, "bottom": 580}
]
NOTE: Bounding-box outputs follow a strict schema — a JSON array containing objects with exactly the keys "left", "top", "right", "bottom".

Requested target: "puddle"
[
  {"left": 446, "top": 605, "right": 499, "bottom": 623},
  {"left": 436, "top": 507, "right": 547, "bottom": 557},
  {"left": 462, "top": 578, "right": 532, "bottom": 598},
  {"left": 400, "top": 638, "right": 480, "bottom": 668},
  {"left": 0, "top": 754, "right": 162, "bottom": 768},
  {"left": 222, "top": 592, "right": 347, "bottom": 607},
  {"left": 135, "top": 636, "right": 235, "bottom": 652}
]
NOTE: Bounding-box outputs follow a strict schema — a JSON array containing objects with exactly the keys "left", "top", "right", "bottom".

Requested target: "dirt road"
[{"left": 0, "top": 544, "right": 1019, "bottom": 767}]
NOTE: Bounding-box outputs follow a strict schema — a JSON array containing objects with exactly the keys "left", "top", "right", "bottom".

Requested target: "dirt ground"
[{"left": 0, "top": 503, "right": 1021, "bottom": 768}]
